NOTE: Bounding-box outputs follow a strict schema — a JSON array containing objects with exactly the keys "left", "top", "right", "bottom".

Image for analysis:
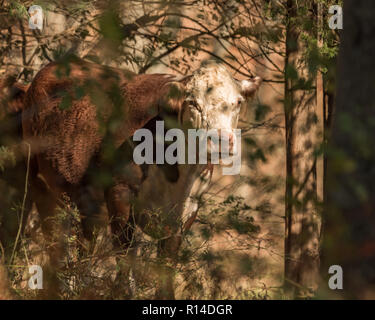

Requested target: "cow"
[{"left": 4, "top": 58, "right": 261, "bottom": 298}]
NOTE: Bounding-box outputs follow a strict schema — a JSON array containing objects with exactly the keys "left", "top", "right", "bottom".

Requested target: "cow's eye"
[{"left": 237, "top": 98, "right": 243, "bottom": 106}]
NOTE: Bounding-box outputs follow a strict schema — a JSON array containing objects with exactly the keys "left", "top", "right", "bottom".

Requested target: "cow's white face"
[{"left": 183, "top": 63, "right": 261, "bottom": 153}]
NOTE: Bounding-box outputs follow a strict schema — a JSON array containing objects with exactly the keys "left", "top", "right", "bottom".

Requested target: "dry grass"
[{"left": 1, "top": 186, "right": 283, "bottom": 300}]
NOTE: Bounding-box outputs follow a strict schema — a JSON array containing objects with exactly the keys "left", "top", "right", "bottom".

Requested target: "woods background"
[{"left": 1, "top": 0, "right": 373, "bottom": 300}]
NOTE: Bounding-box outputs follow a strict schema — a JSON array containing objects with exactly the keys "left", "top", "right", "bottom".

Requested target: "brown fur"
[{"left": 23, "top": 59, "right": 184, "bottom": 185}]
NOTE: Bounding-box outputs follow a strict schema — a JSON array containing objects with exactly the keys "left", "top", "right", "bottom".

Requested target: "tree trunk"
[
  {"left": 284, "top": 0, "right": 321, "bottom": 298},
  {"left": 284, "top": 0, "right": 298, "bottom": 297},
  {"left": 321, "top": 0, "right": 375, "bottom": 299}
]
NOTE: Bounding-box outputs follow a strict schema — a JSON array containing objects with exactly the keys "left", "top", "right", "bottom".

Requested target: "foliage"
[{"left": 0, "top": 0, "right": 344, "bottom": 299}]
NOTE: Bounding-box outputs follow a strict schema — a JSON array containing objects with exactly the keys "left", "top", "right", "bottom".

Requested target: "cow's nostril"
[
  {"left": 229, "top": 134, "right": 234, "bottom": 145},
  {"left": 220, "top": 130, "right": 234, "bottom": 147}
]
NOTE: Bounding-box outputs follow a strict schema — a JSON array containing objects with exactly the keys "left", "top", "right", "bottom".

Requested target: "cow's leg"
[
  {"left": 74, "top": 184, "right": 104, "bottom": 247},
  {"left": 155, "top": 234, "right": 182, "bottom": 299},
  {"left": 30, "top": 167, "right": 69, "bottom": 299},
  {"left": 105, "top": 181, "right": 139, "bottom": 299},
  {"left": 31, "top": 177, "right": 60, "bottom": 298}
]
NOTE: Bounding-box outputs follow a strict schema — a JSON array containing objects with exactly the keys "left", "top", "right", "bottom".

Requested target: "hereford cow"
[{"left": 14, "top": 58, "right": 261, "bottom": 298}]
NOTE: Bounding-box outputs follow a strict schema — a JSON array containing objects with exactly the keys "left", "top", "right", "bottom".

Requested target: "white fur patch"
[{"left": 184, "top": 63, "right": 244, "bottom": 132}]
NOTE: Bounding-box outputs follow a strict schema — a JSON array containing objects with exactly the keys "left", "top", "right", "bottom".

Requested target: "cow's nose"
[{"left": 219, "top": 129, "right": 235, "bottom": 154}]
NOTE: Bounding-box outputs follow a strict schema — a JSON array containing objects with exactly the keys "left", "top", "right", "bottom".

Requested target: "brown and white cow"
[{"left": 18, "top": 59, "right": 261, "bottom": 298}]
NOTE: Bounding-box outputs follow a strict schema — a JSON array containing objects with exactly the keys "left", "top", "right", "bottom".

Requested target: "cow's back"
[{"left": 22, "top": 59, "right": 179, "bottom": 186}]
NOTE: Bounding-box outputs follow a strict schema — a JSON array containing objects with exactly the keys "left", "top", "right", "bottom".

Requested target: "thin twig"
[{"left": 10, "top": 142, "right": 31, "bottom": 265}]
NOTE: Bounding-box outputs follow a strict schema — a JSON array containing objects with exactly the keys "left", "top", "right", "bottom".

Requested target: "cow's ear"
[{"left": 240, "top": 76, "right": 262, "bottom": 98}]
